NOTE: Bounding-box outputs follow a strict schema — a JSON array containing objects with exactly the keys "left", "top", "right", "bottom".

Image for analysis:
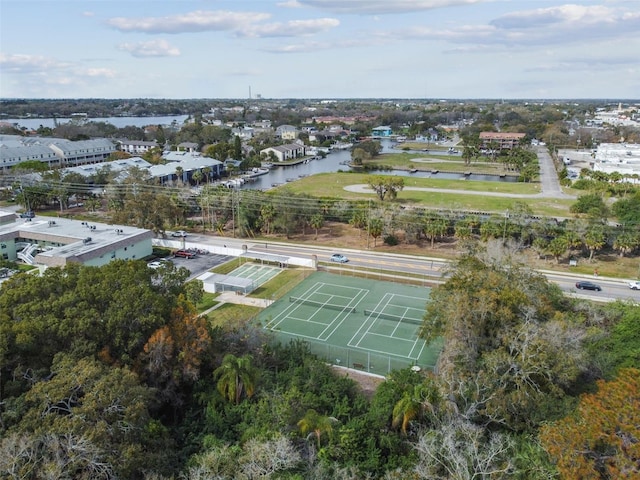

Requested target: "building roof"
[
  {"left": 479, "top": 132, "right": 526, "bottom": 140},
  {"left": 63, "top": 157, "right": 152, "bottom": 178},
  {"left": 0, "top": 210, "right": 152, "bottom": 267}
]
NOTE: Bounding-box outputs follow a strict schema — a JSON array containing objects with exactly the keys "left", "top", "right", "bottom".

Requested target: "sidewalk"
[{"left": 200, "top": 291, "right": 273, "bottom": 316}]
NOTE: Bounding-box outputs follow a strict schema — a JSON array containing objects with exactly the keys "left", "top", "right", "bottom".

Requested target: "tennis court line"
[
  {"left": 264, "top": 282, "right": 328, "bottom": 330},
  {"left": 350, "top": 293, "right": 427, "bottom": 359},
  {"left": 347, "top": 293, "right": 389, "bottom": 348},
  {"left": 268, "top": 282, "right": 359, "bottom": 333},
  {"left": 317, "top": 288, "right": 369, "bottom": 341}
]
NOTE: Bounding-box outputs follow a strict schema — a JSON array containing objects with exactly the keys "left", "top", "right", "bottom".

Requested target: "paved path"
[
  {"left": 203, "top": 291, "right": 273, "bottom": 313},
  {"left": 345, "top": 146, "right": 575, "bottom": 199}
]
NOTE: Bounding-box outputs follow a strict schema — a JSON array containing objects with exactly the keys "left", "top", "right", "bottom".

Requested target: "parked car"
[
  {"left": 629, "top": 281, "right": 640, "bottom": 290},
  {"left": 174, "top": 250, "right": 196, "bottom": 259},
  {"left": 575, "top": 281, "right": 602, "bottom": 291},
  {"left": 330, "top": 253, "right": 349, "bottom": 263},
  {"left": 19, "top": 211, "right": 35, "bottom": 218},
  {"left": 171, "top": 230, "right": 188, "bottom": 237},
  {"left": 148, "top": 259, "right": 171, "bottom": 269}
]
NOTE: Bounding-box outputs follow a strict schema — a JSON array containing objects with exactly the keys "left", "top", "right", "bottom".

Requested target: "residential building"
[
  {"left": 371, "top": 126, "right": 392, "bottom": 137},
  {"left": 117, "top": 139, "right": 159, "bottom": 155},
  {"left": 479, "top": 132, "right": 526, "bottom": 150},
  {"left": 0, "top": 135, "right": 116, "bottom": 171},
  {"left": 276, "top": 125, "right": 299, "bottom": 140},
  {"left": 152, "top": 152, "right": 223, "bottom": 184},
  {"left": 260, "top": 143, "right": 306, "bottom": 162}
]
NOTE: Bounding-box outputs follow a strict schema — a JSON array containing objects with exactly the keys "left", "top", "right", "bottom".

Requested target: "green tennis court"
[
  {"left": 258, "top": 272, "right": 442, "bottom": 375},
  {"left": 228, "top": 263, "right": 282, "bottom": 285}
]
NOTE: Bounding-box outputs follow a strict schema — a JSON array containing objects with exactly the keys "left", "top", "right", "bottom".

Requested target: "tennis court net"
[
  {"left": 290, "top": 296, "right": 356, "bottom": 314},
  {"left": 364, "top": 309, "right": 423, "bottom": 326}
]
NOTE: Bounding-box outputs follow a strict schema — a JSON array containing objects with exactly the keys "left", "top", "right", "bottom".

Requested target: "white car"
[
  {"left": 629, "top": 281, "right": 640, "bottom": 290},
  {"left": 330, "top": 253, "right": 349, "bottom": 263},
  {"left": 148, "top": 259, "right": 171, "bottom": 269},
  {"left": 171, "top": 230, "right": 188, "bottom": 238}
]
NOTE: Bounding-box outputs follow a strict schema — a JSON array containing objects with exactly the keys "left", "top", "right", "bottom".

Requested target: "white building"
[
  {"left": 260, "top": 143, "right": 306, "bottom": 162},
  {"left": 0, "top": 210, "right": 153, "bottom": 268},
  {"left": 592, "top": 143, "right": 640, "bottom": 181},
  {"left": 0, "top": 135, "right": 116, "bottom": 172}
]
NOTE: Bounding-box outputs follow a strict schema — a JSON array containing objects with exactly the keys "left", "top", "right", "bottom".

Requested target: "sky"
[{"left": 1, "top": 0, "right": 639, "bottom": 100}]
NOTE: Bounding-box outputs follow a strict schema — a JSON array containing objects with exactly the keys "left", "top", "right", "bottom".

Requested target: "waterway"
[
  {"left": 2, "top": 115, "right": 190, "bottom": 129},
  {"left": 242, "top": 140, "right": 516, "bottom": 190}
]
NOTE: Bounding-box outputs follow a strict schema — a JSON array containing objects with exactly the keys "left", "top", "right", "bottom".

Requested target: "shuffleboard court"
[{"left": 258, "top": 272, "right": 442, "bottom": 375}]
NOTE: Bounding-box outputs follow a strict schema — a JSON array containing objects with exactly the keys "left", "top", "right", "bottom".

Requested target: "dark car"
[
  {"left": 19, "top": 211, "right": 35, "bottom": 218},
  {"left": 575, "top": 281, "right": 602, "bottom": 291},
  {"left": 174, "top": 249, "right": 196, "bottom": 259}
]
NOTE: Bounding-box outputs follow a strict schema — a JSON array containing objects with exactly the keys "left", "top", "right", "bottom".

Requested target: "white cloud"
[
  {"left": 0, "top": 53, "right": 72, "bottom": 73},
  {"left": 391, "top": 3, "right": 640, "bottom": 48},
  {"left": 237, "top": 18, "right": 339, "bottom": 37},
  {"left": 297, "top": 0, "right": 489, "bottom": 15},
  {"left": 118, "top": 39, "right": 181, "bottom": 58},
  {"left": 277, "top": 0, "right": 303, "bottom": 7},
  {"left": 0, "top": 53, "right": 117, "bottom": 93},
  {"left": 106, "top": 10, "right": 271, "bottom": 34},
  {"left": 490, "top": 4, "right": 617, "bottom": 29}
]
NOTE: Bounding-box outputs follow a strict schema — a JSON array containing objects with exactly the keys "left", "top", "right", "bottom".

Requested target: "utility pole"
[
  {"left": 366, "top": 200, "right": 371, "bottom": 249},
  {"left": 502, "top": 209, "right": 509, "bottom": 243}
]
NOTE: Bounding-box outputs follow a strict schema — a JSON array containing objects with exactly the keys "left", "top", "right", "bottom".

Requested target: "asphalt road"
[{"left": 179, "top": 233, "right": 638, "bottom": 303}]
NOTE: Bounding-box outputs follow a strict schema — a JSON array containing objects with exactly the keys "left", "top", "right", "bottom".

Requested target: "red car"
[{"left": 174, "top": 249, "right": 196, "bottom": 259}]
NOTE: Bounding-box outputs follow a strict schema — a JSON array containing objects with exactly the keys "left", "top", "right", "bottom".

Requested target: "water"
[
  {"left": 1, "top": 115, "right": 190, "bottom": 129},
  {"left": 243, "top": 151, "right": 353, "bottom": 190},
  {"left": 241, "top": 144, "right": 516, "bottom": 190}
]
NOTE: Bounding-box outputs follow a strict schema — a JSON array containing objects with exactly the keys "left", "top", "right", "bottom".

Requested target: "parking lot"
[{"left": 165, "top": 252, "right": 234, "bottom": 279}]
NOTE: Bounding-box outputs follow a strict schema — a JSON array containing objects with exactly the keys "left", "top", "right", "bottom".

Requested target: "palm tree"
[
  {"left": 613, "top": 231, "right": 639, "bottom": 257},
  {"left": 213, "top": 354, "right": 257, "bottom": 405},
  {"left": 202, "top": 166, "right": 212, "bottom": 184},
  {"left": 584, "top": 226, "right": 607, "bottom": 261},
  {"left": 175, "top": 166, "right": 184, "bottom": 184},
  {"left": 310, "top": 213, "right": 324, "bottom": 240},
  {"left": 192, "top": 169, "right": 203, "bottom": 186},
  {"left": 392, "top": 384, "right": 436, "bottom": 435},
  {"left": 297, "top": 409, "right": 337, "bottom": 449},
  {"left": 423, "top": 216, "right": 448, "bottom": 248}
]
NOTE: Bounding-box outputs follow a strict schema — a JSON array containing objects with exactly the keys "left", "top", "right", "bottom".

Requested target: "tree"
[
  {"left": 214, "top": 353, "right": 257, "bottom": 405},
  {"left": 613, "top": 231, "right": 639, "bottom": 257},
  {"left": 297, "top": 409, "right": 338, "bottom": 449},
  {"left": 421, "top": 254, "right": 587, "bottom": 432},
  {"left": 368, "top": 176, "right": 404, "bottom": 201},
  {"left": 540, "top": 368, "right": 640, "bottom": 480},
  {"left": 584, "top": 225, "right": 607, "bottom": 261},
  {"left": 392, "top": 381, "right": 438, "bottom": 435},
  {"left": 547, "top": 236, "right": 569, "bottom": 263},
  {"left": 310, "top": 213, "right": 324, "bottom": 240},
  {"left": 423, "top": 216, "right": 448, "bottom": 248},
  {"left": 368, "top": 217, "right": 384, "bottom": 247},
  {"left": 14, "top": 355, "right": 172, "bottom": 478},
  {"left": 570, "top": 193, "right": 609, "bottom": 221},
  {"left": 414, "top": 416, "right": 514, "bottom": 479},
  {"left": 175, "top": 166, "right": 184, "bottom": 183},
  {"left": 191, "top": 169, "right": 203, "bottom": 186}
]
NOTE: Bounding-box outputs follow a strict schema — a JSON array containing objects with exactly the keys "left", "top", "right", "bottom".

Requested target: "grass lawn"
[
  {"left": 207, "top": 303, "right": 262, "bottom": 329},
  {"left": 249, "top": 267, "right": 312, "bottom": 300},
  {"left": 367, "top": 152, "right": 511, "bottom": 175},
  {"left": 278, "top": 172, "right": 573, "bottom": 217},
  {"left": 195, "top": 291, "right": 220, "bottom": 313}
]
